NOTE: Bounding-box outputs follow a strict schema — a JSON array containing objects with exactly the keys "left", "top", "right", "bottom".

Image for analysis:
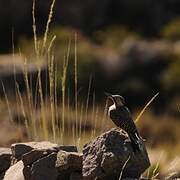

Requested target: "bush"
[{"left": 161, "top": 17, "right": 180, "bottom": 41}]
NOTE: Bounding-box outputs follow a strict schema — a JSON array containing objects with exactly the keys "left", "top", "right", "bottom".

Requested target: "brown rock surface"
[
  {"left": 56, "top": 150, "right": 83, "bottom": 172},
  {"left": 70, "top": 172, "right": 83, "bottom": 180},
  {"left": 30, "top": 152, "right": 58, "bottom": 180},
  {"left": 83, "top": 128, "right": 150, "bottom": 180},
  {"left": 11, "top": 141, "right": 59, "bottom": 163},
  {"left": 22, "top": 149, "right": 54, "bottom": 166},
  {"left": 11, "top": 141, "right": 77, "bottom": 163}
]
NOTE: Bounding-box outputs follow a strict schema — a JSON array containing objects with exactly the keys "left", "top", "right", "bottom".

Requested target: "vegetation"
[
  {"left": 0, "top": 0, "right": 179, "bottom": 179},
  {"left": 162, "top": 17, "right": 180, "bottom": 41}
]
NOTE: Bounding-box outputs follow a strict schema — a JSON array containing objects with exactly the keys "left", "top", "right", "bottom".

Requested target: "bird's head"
[{"left": 105, "top": 92, "right": 125, "bottom": 108}]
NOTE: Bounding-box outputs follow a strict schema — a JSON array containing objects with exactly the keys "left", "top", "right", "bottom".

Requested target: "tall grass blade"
[
  {"left": 23, "top": 58, "right": 36, "bottom": 138},
  {"left": 38, "top": 68, "right": 48, "bottom": 140},
  {"left": 1, "top": 81, "right": 13, "bottom": 122},
  {"left": 74, "top": 33, "right": 78, "bottom": 140},
  {"left": 152, "top": 151, "right": 164, "bottom": 179},
  {"left": 83, "top": 75, "right": 92, "bottom": 136},
  {"left": 15, "top": 82, "right": 30, "bottom": 138},
  {"left": 42, "top": 0, "right": 56, "bottom": 52},
  {"left": 61, "top": 38, "right": 71, "bottom": 143},
  {"left": 135, "top": 92, "right": 159, "bottom": 123},
  {"left": 48, "top": 54, "right": 56, "bottom": 141},
  {"left": 32, "top": 0, "right": 39, "bottom": 58}
]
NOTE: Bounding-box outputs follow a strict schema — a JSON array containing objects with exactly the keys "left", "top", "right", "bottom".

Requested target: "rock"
[
  {"left": 23, "top": 165, "right": 31, "bottom": 180},
  {"left": 11, "top": 141, "right": 77, "bottom": 163},
  {"left": 0, "top": 173, "right": 5, "bottom": 180},
  {"left": 11, "top": 141, "right": 59, "bottom": 163},
  {"left": 3, "top": 161, "right": 24, "bottom": 180},
  {"left": 0, "top": 148, "right": 12, "bottom": 173},
  {"left": 70, "top": 172, "right": 83, "bottom": 180},
  {"left": 8, "top": 142, "right": 78, "bottom": 180},
  {"left": 83, "top": 128, "right": 150, "bottom": 180},
  {"left": 58, "top": 145, "right": 78, "bottom": 153},
  {"left": 22, "top": 149, "right": 51, "bottom": 166},
  {"left": 22, "top": 145, "right": 77, "bottom": 166},
  {"left": 30, "top": 152, "right": 58, "bottom": 180},
  {"left": 56, "top": 150, "right": 83, "bottom": 172}
]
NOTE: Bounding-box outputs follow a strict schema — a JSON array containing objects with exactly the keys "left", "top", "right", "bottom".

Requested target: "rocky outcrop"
[
  {"left": 11, "top": 141, "right": 77, "bottom": 162},
  {"left": 0, "top": 141, "right": 80, "bottom": 180},
  {"left": 11, "top": 141, "right": 60, "bottom": 163},
  {"left": 83, "top": 128, "right": 150, "bottom": 180},
  {"left": 14, "top": 142, "right": 78, "bottom": 180},
  {"left": 0, "top": 130, "right": 150, "bottom": 180}
]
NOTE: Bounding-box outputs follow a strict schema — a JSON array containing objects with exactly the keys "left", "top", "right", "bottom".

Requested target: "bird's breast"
[{"left": 108, "top": 104, "right": 116, "bottom": 116}]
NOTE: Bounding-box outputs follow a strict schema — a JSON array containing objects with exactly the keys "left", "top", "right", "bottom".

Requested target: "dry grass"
[{"left": 0, "top": 0, "right": 179, "bottom": 179}]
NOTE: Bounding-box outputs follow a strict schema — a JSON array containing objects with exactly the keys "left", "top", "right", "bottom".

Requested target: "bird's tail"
[{"left": 129, "top": 132, "right": 143, "bottom": 153}]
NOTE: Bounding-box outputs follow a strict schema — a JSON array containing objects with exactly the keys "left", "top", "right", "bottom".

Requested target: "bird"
[{"left": 105, "top": 92, "right": 142, "bottom": 153}]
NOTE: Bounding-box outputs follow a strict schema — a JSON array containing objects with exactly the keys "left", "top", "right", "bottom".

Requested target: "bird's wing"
[{"left": 110, "top": 106, "right": 139, "bottom": 134}]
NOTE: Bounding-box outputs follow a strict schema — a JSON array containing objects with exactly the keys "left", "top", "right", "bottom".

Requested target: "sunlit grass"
[
  {"left": 0, "top": 0, "right": 179, "bottom": 179},
  {"left": 135, "top": 92, "right": 159, "bottom": 123}
]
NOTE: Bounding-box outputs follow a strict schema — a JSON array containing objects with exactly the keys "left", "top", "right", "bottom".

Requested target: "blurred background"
[{"left": 0, "top": 0, "right": 179, "bottom": 178}]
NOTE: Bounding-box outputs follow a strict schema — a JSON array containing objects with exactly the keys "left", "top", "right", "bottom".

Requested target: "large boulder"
[{"left": 83, "top": 128, "right": 150, "bottom": 180}]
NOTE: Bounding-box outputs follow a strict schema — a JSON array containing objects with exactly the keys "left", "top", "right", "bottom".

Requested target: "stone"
[
  {"left": 22, "top": 145, "right": 78, "bottom": 165},
  {"left": 11, "top": 141, "right": 77, "bottom": 162},
  {"left": 83, "top": 128, "right": 150, "bottom": 180},
  {"left": 58, "top": 145, "right": 78, "bottom": 153},
  {"left": 11, "top": 141, "right": 59, "bottom": 163},
  {"left": 22, "top": 146, "right": 79, "bottom": 180},
  {"left": 23, "top": 165, "right": 31, "bottom": 180},
  {"left": 22, "top": 149, "right": 53, "bottom": 166},
  {"left": 3, "top": 161, "right": 24, "bottom": 180},
  {"left": 30, "top": 152, "right": 58, "bottom": 180},
  {"left": 56, "top": 150, "right": 83, "bottom": 172},
  {"left": 0, "top": 173, "right": 5, "bottom": 180},
  {"left": 70, "top": 172, "right": 83, "bottom": 180},
  {"left": 8, "top": 142, "right": 78, "bottom": 180},
  {"left": 0, "top": 148, "right": 12, "bottom": 173}
]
